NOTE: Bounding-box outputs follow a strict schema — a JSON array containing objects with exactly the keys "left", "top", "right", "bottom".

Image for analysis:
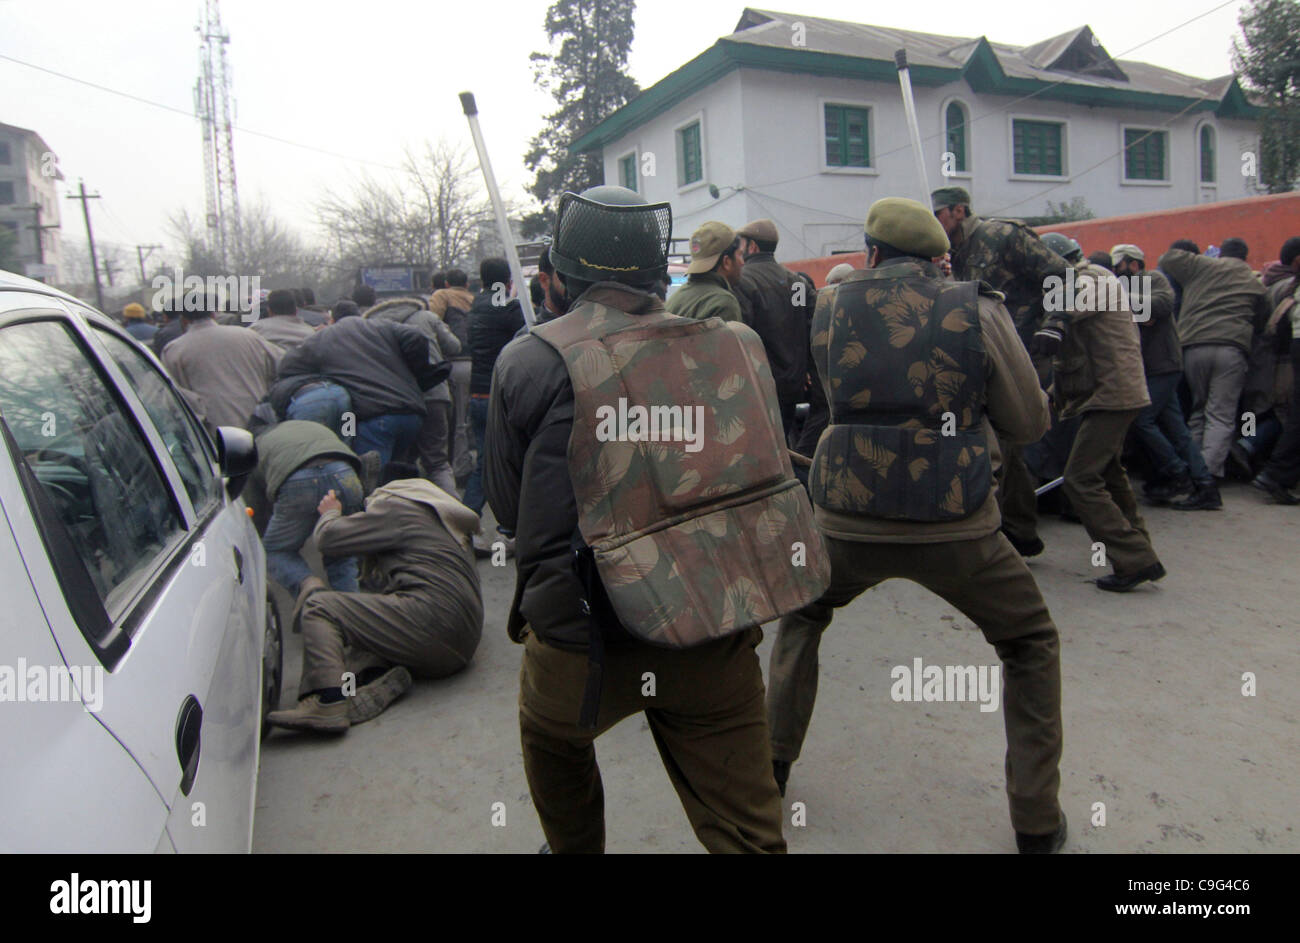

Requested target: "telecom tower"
[{"left": 193, "top": 0, "right": 241, "bottom": 269}]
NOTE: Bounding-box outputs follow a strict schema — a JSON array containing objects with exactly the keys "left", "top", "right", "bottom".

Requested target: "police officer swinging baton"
[{"left": 460, "top": 91, "right": 537, "bottom": 330}]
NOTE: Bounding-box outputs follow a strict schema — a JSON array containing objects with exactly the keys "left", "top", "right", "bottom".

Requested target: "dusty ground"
[{"left": 253, "top": 480, "right": 1298, "bottom": 854}]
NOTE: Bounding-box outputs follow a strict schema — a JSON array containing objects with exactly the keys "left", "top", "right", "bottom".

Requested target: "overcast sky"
[{"left": 2, "top": 0, "right": 1251, "bottom": 263}]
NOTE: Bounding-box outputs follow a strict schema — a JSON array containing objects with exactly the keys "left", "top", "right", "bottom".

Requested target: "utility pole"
[
  {"left": 21, "top": 203, "right": 60, "bottom": 280},
  {"left": 135, "top": 244, "right": 163, "bottom": 285},
  {"left": 66, "top": 180, "right": 103, "bottom": 310}
]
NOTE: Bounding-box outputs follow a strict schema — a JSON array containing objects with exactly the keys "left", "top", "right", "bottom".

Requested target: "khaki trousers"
[
  {"left": 767, "top": 531, "right": 1063, "bottom": 835},
  {"left": 996, "top": 436, "right": 1040, "bottom": 542},
  {"left": 519, "top": 628, "right": 786, "bottom": 854},
  {"left": 300, "top": 590, "right": 477, "bottom": 694},
  {"left": 1062, "top": 409, "right": 1159, "bottom": 577}
]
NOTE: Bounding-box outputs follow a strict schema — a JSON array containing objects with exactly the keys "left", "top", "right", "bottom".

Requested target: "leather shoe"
[
  {"left": 1096, "top": 562, "right": 1166, "bottom": 592},
  {"left": 1002, "top": 529, "right": 1045, "bottom": 557},
  {"left": 1172, "top": 481, "right": 1221, "bottom": 511}
]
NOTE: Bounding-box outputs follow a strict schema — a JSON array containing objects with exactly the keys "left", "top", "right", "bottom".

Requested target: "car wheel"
[{"left": 261, "top": 594, "right": 283, "bottom": 741}]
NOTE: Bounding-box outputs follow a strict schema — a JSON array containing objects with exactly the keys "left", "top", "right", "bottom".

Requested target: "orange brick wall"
[{"left": 784, "top": 193, "right": 1300, "bottom": 285}]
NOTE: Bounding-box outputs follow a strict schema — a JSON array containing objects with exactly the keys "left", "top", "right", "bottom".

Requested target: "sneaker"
[
  {"left": 1096, "top": 562, "right": 1166, "bottom": 593},
  {"left": 266, "top": 693, "right": 350, "bottom": 733},
  {"left": 1143, "top": 473, "right": 1192, "bottom": 503},
  {"left": 1251, "top": 472, "right": 1299, "bottom": 505},
  {"left": 1016, "top": 812, "right": 1068, "bottom": 854},
  {"left": 1171, "top": 481, "right": 1222, "bottom": 511},
  {"left": 347, "top": 666, "right": 413, "bottom": 725},
  {"left": 291, "top": 576, "right": 327, "bottom": 635}
]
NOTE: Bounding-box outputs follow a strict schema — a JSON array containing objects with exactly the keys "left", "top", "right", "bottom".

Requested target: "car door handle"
[
  {"left": 175, "top": 695, "right": 203, "bottom": 796},
  {"left": 232, "top": 546, "right": 244, "bottom": 584}
]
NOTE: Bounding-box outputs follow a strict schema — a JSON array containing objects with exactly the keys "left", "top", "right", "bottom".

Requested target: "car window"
[
  {"left": 93, "top": 327, "right": 222, "bottom": 516},
  {"left": 0, "top": 319, "right": 185, "bottom": 615}
]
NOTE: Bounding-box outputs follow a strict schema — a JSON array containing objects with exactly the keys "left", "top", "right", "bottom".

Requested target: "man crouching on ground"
[{"left": 267, "top": 465, "right": 484, "bottom": 733}]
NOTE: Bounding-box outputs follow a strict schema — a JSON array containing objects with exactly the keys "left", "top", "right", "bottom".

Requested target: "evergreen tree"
[
  {"left": 1232, "top": 0, "right": 1300, "bottom": 193},
  {"left": 525, "top": 0, "right": 640, "bottom": 232}
]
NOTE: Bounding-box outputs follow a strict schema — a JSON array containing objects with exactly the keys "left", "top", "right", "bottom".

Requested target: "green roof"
[{"left": 570, "top": 9, "right": 1258, "bottom": 154}]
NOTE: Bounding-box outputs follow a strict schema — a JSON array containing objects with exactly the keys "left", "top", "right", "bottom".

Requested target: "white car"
[{"left": 0, "top": 271, "right": 279, "bottom": 852}]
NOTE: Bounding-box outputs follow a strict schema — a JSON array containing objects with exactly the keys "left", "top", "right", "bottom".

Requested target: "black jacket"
[
  {"left": 735, "top": 252, "right": 812, "bottom": 404},
  {"left": 468, "top": 291, "right": 524, "bottom": 395},
  {"left": 1137, "top": 268, "right": 1180, "bottom": 377},
  {"left": 277, "top": 317, "right": 435, "bottom": 420}
]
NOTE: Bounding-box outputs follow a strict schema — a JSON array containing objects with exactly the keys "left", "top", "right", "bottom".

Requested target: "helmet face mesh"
[{"left": 550, "top": 192, "right": 672, "bottom": 284}]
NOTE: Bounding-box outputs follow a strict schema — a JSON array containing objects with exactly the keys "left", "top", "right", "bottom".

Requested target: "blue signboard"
[{"left": 361, "top": 266, "right": 414, "bottom": 293}]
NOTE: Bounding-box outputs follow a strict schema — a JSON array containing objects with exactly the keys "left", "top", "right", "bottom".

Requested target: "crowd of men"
[{"left": 116, "top": 180, "right": 1300, "bottom": 853}]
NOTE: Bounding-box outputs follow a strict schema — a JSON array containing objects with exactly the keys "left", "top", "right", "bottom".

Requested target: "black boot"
[
  {"left": 1001, "top": 528, "right": 1045, "bottom": 557},
  {"left": 1016, "top": 812, "right": 1068, "bottom": 854},
  {"left": 1251, "top": 471, "right": 1299, "bottom": 505},
  {"left": 1172, "top": 480, "right": 1222, "bottom": 510},
  {"left": 1096, "top": 562, "right": 1166, "bottom": 592}
]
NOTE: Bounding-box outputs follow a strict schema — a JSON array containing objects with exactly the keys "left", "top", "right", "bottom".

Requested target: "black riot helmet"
[{"left": 549, "top": 185, "right": 672, "bottom": 286}]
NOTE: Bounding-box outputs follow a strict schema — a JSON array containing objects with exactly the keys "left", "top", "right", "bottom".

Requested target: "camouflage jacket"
[
  {"left": 809, "top": 264, "right": 1050, "bottom": 543},
  {"left": 809, "top": 260, "right": 991, "bottom": 523},
  {"left": 486, "top": 281, "right": 828, "bottom": 652},
  {"left": 950, "top": 215, "right": 1072, "bottom": 346}
]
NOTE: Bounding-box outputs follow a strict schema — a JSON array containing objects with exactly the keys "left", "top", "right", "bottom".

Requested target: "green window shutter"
[
  {"left": 677, "top": 123, "right": 702, "bottom": 186},
  {"left": 1200, "top": 127, "right": 1216, "bottom": 183},
  {"left": 825, "top": 105, "right": 870, "bottom": 168},
  {"left": 1125, "top": 128, "right": 1167, "bottom": 181},
  {"left": 1013, "top": 120, "right": 1063, "bottom": 176},
  {"left": 945, "top": 103, "right": 967, "bottom": 173},
  {"left": 620, "top": 154, "right": 637, "bottom": 192}
]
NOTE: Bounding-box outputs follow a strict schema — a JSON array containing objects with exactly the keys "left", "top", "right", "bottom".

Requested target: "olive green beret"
[
  {"left": 866, "top": 197, "right": 951, "bottom": 259},
  {"left": 930, "top": 186, "right": 972, "bottom": 210}
]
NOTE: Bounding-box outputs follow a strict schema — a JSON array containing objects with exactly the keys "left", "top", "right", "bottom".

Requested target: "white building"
[
  {"left": 572, "top": 8, "right": 1264, "bottom": 259},
  {"left": 0, "top": 121, "right": 63, "bottom": 281}
]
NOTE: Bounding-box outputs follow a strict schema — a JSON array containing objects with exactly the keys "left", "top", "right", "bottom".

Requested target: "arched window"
[
  {"left": 945, "top": 101, "right": 969, "bottom": 173},
  {"left": 1199, "top": 125, "right": 1216, "bottom": 184}
]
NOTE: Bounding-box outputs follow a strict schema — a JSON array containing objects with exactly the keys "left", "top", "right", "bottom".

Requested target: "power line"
[{"left": 0, "top": 52, "right": 406, "bottom": 172}]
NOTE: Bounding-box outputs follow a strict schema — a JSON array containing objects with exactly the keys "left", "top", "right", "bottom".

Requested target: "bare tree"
[{"left": 315, "top": 139, "right": 496, "bottom": 275}]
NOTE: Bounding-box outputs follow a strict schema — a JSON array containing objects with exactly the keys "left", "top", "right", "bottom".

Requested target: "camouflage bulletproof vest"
[
  {"left": 810, "top": 264, "right": 991, "bottom": 521},
  {"left": 531, "top": 299, "right": 830, "bottom": 648}
]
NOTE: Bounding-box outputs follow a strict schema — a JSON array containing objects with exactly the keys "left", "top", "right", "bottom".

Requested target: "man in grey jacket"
[
  {"left": 251, "top": 288, "right": 316, "bottom": 352},
  {"left": 1158, "top": 239, "right": 1269, "bottom": 478}
]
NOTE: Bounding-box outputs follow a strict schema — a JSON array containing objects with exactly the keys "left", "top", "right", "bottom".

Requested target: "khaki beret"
[
  {"left": 686, "top": 221, "right": 738, "bottom": 274},
  {"left": 1110, "top": 243, "right": 1145, "bottom": 265},
  {"left": 930, "top": 186, "right": 972, "bottom": 210},
  {"left": 737, "top": 218, "right": 779, "bottom": 245},
  {"left": 866, "top": 197, "right": 951, "bottom": 259}
]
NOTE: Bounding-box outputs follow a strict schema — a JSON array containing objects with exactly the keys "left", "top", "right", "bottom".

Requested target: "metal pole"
[
  {"left": 67, "top": 180, "right": 104, "bottom": 310},
  {"left": 1034, "top": 476, "right": 1065, "bottom": 497},
  {"left": 459, "top": 91, "right": 536, "bottom": 330},
  {"left": 894, "top": 50, "right": 930, "bottom": 205}
]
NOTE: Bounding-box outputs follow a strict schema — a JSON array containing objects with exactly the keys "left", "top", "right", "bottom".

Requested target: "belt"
[{"left": 470, "top": 393, "right": 491, "bottom": 399}]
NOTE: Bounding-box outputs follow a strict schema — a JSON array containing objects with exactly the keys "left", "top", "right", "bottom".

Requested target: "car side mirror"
[{"left": 215, "top": 426, "right": 257, "bottom": 499}]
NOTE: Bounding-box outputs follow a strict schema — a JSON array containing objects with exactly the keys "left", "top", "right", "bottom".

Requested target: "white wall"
[{"left": 598, "top": 66, "right": 1263, "bottom": 262}]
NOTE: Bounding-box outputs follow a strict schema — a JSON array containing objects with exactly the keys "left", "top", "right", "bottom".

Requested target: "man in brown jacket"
[
  {"left": 1041, "top": 247, "right": 1164, "bottom": 591},
  {"left": 768, "top": 198, "right": 1066, "bottom": 853},
  {"left": 266, "top": 473, "right": 484, "bottom": 732}
]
